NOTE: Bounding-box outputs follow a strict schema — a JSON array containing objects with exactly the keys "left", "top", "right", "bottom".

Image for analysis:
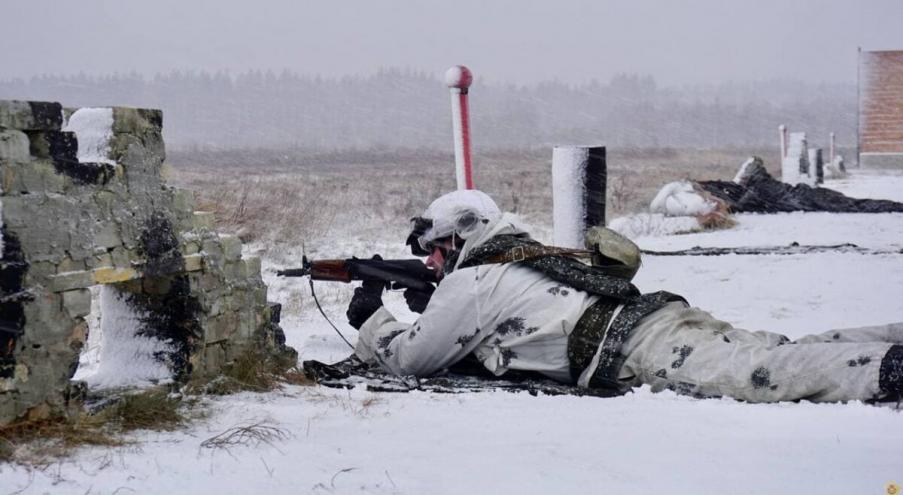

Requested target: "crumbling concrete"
[
  {"left": 781, "top": 132, "right": 812, "bottom": 186},
  {"left": 807, "top": 148, "right": 824, "bottom": 185},
  {"left": 0, "top": 100, "right": 295, "bottom": 425}
]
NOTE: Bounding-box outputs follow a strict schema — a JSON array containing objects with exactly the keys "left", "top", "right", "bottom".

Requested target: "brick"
[
  {"left": 111, "top": 107, "right": 162, "bottom": 135},
  {"left": 50, "top": 270, "right": 95, "bottom": 292},
  {"left": 201, "top": 239, "right": 224, "bottom": 265},
  {"left": 220, "top": 235, "right": 242, "bottom": 261},
  {"left": 61, "top": 289, "right": 92, "bottom": 318},
  {"left": 94, "top": 222, "right": 121, "bottom": 249},
  {"left": 90, "top": 252, "right": 114, "bottom": 270},
  {"left": 0, "top": 129, "right": 30, "bottom": 160},
  {"left": 0, "top": 101, "right": 62, "bottom": 131},
  {"left": 183, "top": 253, "right": 203, "bottom": 272},
  {"left": 193, "top": 211, "right": 215, "bottom": 230},
  {"left": 93, "top": 267, "right": 139, "bottom": 284},
  {"left": 110, "top": 247, "right": 131, "bottom": 268},
  {"left": 245, "top": 256, "right": 262, "bottom": 277},
  {"left": 57, "top": 257, "right": 87, "bottom": 273},
  {"left": 181, "top": 240, "right": 200, "bottom": 255}
]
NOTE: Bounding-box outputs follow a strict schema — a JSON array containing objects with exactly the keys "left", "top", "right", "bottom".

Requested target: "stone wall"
[{"left": 0, "top": 100, "right": 295, "bottom": 425}]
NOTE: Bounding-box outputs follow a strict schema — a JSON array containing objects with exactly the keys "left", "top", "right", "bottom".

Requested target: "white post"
[
  {"left": 552, "top": 146, "right": 606, "bottom": 248},
  {"left": 779, "top": 124, "right": 787, "bottom": 158},
  {"left": 445, "top": 65, "right": 474, "bottom": 190},
  {"left": 783, "top": 132, "right": 810, "bottom": 186},
  {"left": 830, "top": 132, "right": 836, "bottom": 163}
]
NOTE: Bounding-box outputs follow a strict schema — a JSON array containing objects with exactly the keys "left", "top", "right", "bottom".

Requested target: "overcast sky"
[{"left": 2, "top": 0, "right": 902, "bottom": 86}]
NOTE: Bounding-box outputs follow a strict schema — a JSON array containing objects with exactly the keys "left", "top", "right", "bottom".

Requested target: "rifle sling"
[{"left": 478, "top": 245, "right": 593, "bottom": 265}]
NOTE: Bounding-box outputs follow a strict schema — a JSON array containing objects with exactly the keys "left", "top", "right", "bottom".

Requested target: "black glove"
[
  {"left": 403, "top": 285, "right": 435, "bottom": 313},
  {"left": 346, "top": 256, "right": 386, "bottom": 329}
]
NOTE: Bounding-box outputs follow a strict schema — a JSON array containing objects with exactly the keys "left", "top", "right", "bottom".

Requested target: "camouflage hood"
[{"left": 446, "top": 212, "right": 531, "bottom": 273}]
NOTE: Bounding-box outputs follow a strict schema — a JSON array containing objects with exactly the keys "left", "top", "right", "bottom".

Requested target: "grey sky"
[{"left": 2, "top": 0, "right": 902, "bottom": 86}]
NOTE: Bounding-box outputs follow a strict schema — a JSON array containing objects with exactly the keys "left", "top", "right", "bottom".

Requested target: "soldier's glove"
[
  {"left": 346, "top": 255, "right": 386, "bottom": 330},
  {"left": 403, "top": 285, "right": 435, "bottom": 314}
]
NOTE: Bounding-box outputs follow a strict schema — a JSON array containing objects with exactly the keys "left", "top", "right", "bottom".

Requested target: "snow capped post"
[
  {"left": 782, "top": 132, "right": 811, "bottom": 186},
  {"left": 779, "top": 124, "right": 787, "bottom": 158},
  {"left": 445, "top": 65, "right": 474, "bottom": 190},
  {"left": 552, "top": 146, "right": 606, "bottom": 248}
]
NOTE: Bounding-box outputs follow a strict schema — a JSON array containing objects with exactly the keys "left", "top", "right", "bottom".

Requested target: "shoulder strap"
[
  {"left": 460, "top": 235, "right": 640, "bottom": 301},
  {"left": 479, "top": 244, "right": 594, "bottom": 265}
]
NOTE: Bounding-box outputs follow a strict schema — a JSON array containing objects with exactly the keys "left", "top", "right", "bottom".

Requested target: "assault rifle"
[{"left": 277, "top": 256, "right": 436, "bottom": 292}]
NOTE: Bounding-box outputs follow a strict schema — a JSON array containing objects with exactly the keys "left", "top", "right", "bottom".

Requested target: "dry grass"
[
  {"left": 188, "top": 347, "right": 312, "bottom": 395},
  {"left": 106, "top": 389, "right": 185, "bottom": 432},
  {"left": 0, "top": 387, "right": 186, "bottom": 465},
  {"left": 0, "top": 417, "right": 122, "bottom": 465},
  {"left": 200, "top": 421, "right": 290, "bottom": 451},
  {"left": 166, "top": 146, "right": 787, "bottom": 258},
  {"left": 1, "top": 366, "right": 309, "bottom": 465}
]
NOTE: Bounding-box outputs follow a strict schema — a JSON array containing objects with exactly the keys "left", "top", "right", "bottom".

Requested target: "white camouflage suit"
[{"left": 356, "top": 213, "right": 902, "bottom": 403}]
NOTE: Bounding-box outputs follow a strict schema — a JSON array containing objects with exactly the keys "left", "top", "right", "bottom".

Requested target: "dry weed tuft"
[
  {"left": 696, "top": 210, "right": 737, "bottom": 231},
  {"left": 0, "top": 416, "right": 122, "bottom": 465},
  {"left": 0, "top": 387, "right": 194, "bottom": 465},
  {"left": 200, "top": 421, "right": 289, "bottom": 451},
  {"left": 695, "top": 193, "right": 737, "bottom": 232},
  {"left": 103, "top": 389, "right": 184, "bottom": 432}
]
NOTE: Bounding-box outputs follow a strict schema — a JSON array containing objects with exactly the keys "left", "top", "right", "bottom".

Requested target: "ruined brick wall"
[
  {"left": 0, "top": 100, "right": 295, "bottom": 424},
  {"left": 859, "top": 50, "right": 903, "bottom": 167}
]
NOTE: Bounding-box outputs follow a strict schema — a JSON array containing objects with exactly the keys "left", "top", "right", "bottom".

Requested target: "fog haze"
[{"left": 3, "top": 0, "right": 903, "bottom": 85}]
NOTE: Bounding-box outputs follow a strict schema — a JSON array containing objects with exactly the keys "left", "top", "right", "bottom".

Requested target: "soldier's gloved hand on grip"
[
  {"left": 403, "top": 285, "right": 435, "bottom": 313},
  {"left": 346, "top": 255, "right": 386, "bottom": 329}
]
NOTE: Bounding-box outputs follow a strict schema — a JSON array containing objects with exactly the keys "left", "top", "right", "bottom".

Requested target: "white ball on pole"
[{"left": 445, "top": 65, "right": 473, "bottom": 90}]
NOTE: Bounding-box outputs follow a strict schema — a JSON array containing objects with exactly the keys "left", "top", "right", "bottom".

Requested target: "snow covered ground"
[{"left": 4, "top": 169, "right": 903, "bottom": 494}]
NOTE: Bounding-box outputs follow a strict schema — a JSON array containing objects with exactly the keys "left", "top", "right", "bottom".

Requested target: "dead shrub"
[
  {"left": 103, "top": 389, "right": 185, "bottom": 432},
  {"left": 200, "top": 421, "right": 289, "bottom": 451},
  {"left": 696, "top": 210, "right": 737, "bottom": 231},
  {"left": 0, "top": 417, "right": 122, "bottom": 465},
  {"left": 0, "top": 387, "right": 188, "bottom": 465},
  {"left": 695, "top": 193, "right": 737, "bottom": 232}
]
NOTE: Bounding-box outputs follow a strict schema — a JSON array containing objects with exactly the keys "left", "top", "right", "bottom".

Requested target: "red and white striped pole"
[{"left": 445, "top": 65, "right": 474, "bottom": 190}]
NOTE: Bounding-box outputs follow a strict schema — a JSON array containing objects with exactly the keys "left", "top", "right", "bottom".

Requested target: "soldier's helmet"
[{"left": 406, "top": 190, "right": 501, "bottom": 256}]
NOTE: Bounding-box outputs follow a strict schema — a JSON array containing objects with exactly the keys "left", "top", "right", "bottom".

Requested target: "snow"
[
  {"left": 649, "top": 180, "right": 717, "bottom": 216},
  {"left": 552, "top": 146, "right": 588, "bottom": 248},
  {"left": 72, "top": 285, "right": 176, "bottom": 390},
  {"left": 732, "top": 156, "right": 755, "bottom": 183},
  {"left": 608, "top": 213, "right": 701, "bottom": 238},
  {"left": 63, "top": 107, "right": 115, "bottom": 165},
  {"left": 4, "top": 170, "right": 903, "bottom": 494}
]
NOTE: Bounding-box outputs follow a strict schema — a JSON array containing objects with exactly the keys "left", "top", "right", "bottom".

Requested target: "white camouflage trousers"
[{"left": 618, "top": 302, "right": 901, "bottom": 402}]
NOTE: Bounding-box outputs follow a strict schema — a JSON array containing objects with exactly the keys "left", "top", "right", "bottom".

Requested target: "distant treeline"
[{"left": 0, "top": 69, "right": 856, "bottom": 151}]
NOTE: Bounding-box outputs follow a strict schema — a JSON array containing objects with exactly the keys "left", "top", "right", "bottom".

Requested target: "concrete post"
[
  {"left": 830, "top": 132, "right": 836, "bottom": 163},
  {"left": 808, "top": 148, "right": 824, "bottom": 185},
  {"left": 782, "top": 132, "right": 810, "bottom": 185},
  {"left": 552, "top": 146, "right": 606, "bottom": 248},
  {"left": 779, "top": 124, "right": 787, "bottom": 158}
]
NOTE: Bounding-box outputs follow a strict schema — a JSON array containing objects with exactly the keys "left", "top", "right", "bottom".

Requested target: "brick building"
[{"left": 859, "top": 50, "right": 903, "bottom": 167}]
